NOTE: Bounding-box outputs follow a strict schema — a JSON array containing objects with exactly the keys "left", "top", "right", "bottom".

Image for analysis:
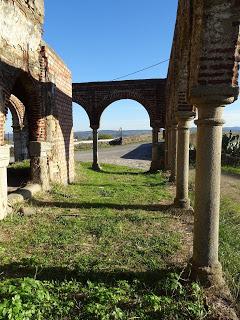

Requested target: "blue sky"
[{"left": 5, "top": 1, "right": 239, "bottom": 132}]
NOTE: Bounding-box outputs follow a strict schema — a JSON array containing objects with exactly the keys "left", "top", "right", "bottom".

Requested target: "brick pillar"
[
  {"left": 174, "top": 112, "right": 195, "bottom": 209},
  {"left": 0, "top": 145, "right": 10, "bottom": 220},
  {"left": 91, "top": 126, "right": 101, "bottom": 171},
  {"left": 29, "top": 141, "right": 52, "bottom": 191}
]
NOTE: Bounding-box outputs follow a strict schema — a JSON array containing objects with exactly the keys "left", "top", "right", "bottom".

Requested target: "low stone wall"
[{"left": 122, "top": 134, "right": 151, "bottom": 145}]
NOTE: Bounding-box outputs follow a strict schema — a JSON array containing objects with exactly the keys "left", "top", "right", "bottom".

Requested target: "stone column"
[
  {"left": 174, "top": 112, "right": 195, "bottom": 209},
  {"left": 192, "top": 103, "right": 225, "bottom": 284},
  {"left": 29, "top": 141, "right": 52, "bottom": 191},
  {"left": 0, "top": 145, "right": 10, "bottom": 220},
  {"left": 169, "top": 121, "right": 178, "bottom": 182},
  {"left": 150, "top": 127, "right": 161, "bottom": 172},
  {"left": 164, "top": 126, "right": 171, "bottom": 170},
  {"left": 92, "top": 127, "right": 101, "bottom": 171}
]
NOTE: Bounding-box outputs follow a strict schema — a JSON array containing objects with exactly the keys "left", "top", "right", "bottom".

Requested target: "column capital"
[
  {"left": 0, "top": 145, "right": 10, "bottom": 168},
  {"left": 176, "top": 111, "right": 196, "bottom": 130},
  {"left": 176, "top": 111, "right": 196, "bottom": 121},
  {"left": 189, "top": 85, "right": 239, "bottom": 107},
  {"left": 194, "top": 105, "right": 225, "bottom": 127},
  {"left": 151, "top": 126, "right": 160, "bottom": 132},
  {"left": 90, "top": 125, "right": 99, "bottom": 130}
]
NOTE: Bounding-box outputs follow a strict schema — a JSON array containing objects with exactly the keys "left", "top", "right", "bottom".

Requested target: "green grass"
[
  {"left": 1, "top": 162, "right": 237, "bottom": 319},
  {"left": 189, "top": 177, "right": 240, "bottom": 308},
  {"left": 8, "top": 159, "right": 30, "bottom": 170},
  {"left": 219, "top": 197, "right": 240, "bottom": 303},
  {"left": 222, "top": 165, "right": 240, "bottom": 176}
]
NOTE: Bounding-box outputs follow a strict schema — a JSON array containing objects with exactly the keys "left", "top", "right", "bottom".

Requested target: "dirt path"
[
  {"left": 75, "top": 143, "right": 152, "bottom": 170},
  {"left": 189, "top": 169, "right": 240, "bottom": 202}
]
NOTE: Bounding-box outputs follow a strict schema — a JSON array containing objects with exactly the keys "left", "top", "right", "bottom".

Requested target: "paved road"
[{"left": 75, "top": 143, "right": 152, "bottom": 170}]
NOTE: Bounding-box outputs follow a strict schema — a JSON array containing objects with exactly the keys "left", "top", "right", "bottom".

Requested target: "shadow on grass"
[
  {"left": 30, "top": 199, "right": 174, "bottom": 212},
  {"left": 69, "top": 181, "right": 168, "bottom": 188},
  {"left": 99, "top": 170, "right": 149, "bottom": 176},
  {"left": 0, "top": 260, "right": 183, "bottom": 285}
]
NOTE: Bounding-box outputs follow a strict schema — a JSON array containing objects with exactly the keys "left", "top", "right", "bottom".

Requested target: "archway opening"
[
  {"left": 98, "top": 99, "right": 153, "bottom": 169},
  {"left": 72, "top": 102, "right": 93, "bottom": 163},
  {"left": 6, "top": 94, "right": 30, "bottom": 192},
  {"left": 6, "top": 72, "right": 43, "bottom": 192},
  {"left": 72, "top": 102, "right": 91, "bottom": 140}
]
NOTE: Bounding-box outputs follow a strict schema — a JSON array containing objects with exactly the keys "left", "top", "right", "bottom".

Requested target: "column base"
[
  {"left": 149, "top": 161, "right": 163, "bottom": 173},
  {"left": 169, "top": 174, "right": 176, "bottom": 182},
  {"left": 174, "top": 197, "right": 191, "bottom": 210},
  {"left": 92, "top": 163, "right": 101, "bottom": 171},
  {"left": 190, "top": 261, "right": 224, "bottom": 287}
]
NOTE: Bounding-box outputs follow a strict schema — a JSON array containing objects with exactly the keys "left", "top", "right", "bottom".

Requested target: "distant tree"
[{"left": 98, "top": 134, "right": 113, "bottom": 140}]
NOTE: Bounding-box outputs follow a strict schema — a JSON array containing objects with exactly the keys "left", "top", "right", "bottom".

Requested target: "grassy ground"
[
  {"left": 1, "top": 162, "right": 211, "bottom": 320},
  {"left": 189, "top": 171, "right": 240, "bottom": 309},
  {"left": 222, "top": 165, "right": 240, "bottom": 176},
  {"left": 219, "top": 197, "right": 240, "bottom": 303},
  {"left": 0, "top": 162, "right": 239, "bottom": 319}
]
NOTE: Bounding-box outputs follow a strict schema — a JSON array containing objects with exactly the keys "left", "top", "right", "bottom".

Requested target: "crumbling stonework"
[
  {"left": 7, "top": 95, "right": 29, "bottom": 161},
  {"left": 0, "top": 0, "right": 74, "bottom": 218}
]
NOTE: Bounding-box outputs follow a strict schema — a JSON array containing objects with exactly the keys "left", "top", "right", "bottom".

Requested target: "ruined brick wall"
[
  {"left": 40, "top": 44, "right": 74, "bottom": 184},
  {"left": 0, "top": 0, "right": 44, "bottom": 77},
  {"left": 0, "top": 0, "right": 74, "bottom": 185},
  {"left": 165, "top": 0, "right": 194, "bottom": 126},
  {"left": 190, "top": 0, "right": 239, "bottom": 90},
  {"left": 166, "top": 0, "right": 240, "bottom": 125},
  {"left": 0, "top": 0, "right": 44, "bottom": 145}
]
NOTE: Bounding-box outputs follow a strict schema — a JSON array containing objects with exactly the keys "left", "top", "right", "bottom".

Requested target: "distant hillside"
[
  {"left": 191, "top": 127, "right": 240, "bottom": 133},
  {"left": 74, "top": 130, "right": 152, "bottom": 140}
]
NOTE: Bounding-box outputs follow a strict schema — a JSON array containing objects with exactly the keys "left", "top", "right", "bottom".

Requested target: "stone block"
[
  {"left": 29, "top": 141, "right": 52, "bottom": 157},
  {"left": 0, "top": 145, "right": 10, "bottom": 168}
]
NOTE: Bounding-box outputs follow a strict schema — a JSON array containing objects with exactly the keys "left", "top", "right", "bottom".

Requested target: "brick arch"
[
  {"left": 72, "top": 100, "right": 92, "bottom": 126},
  {"left": 7, "top": 95, "right": 26, "bottom": 128},
  {"left": 73, "top": 79, "right": 166, "bottom": 129},
  {"left": 11, "top": 72, "right": 46, "bottom": 141}
]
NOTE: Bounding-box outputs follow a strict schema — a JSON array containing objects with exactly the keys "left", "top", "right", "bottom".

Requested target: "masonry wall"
[
  {"left": 41, "top": 44, "right": 74, "bottom": 184},
  {"left": 0, "top": 0, "right": 44, "bottom": 145},
  {"left": 166, "top": 0, "right": 240, "bottom": 125},
  {"left": 0, "top": 0, "right": 74, "bottom": 186}
]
